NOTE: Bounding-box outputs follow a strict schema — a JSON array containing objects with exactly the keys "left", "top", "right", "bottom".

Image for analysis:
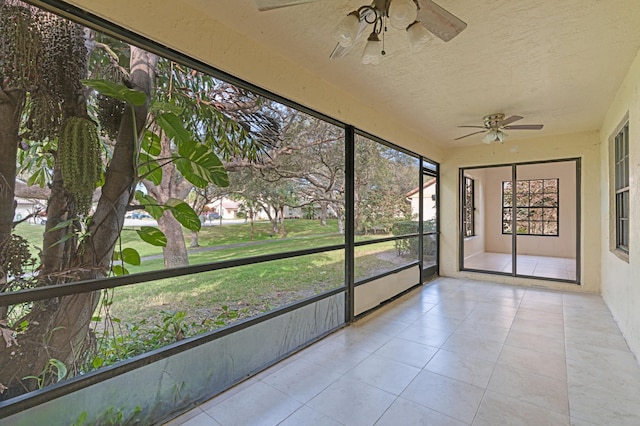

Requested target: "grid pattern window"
[
  {"left": 463, "top": 177, "right": 475, "bottom": 237},
  {"left": 502, "top": 178, "right": 559, "bottom": 236},
  {"left": 615, "top": 123, "right": 630, "bottom": 253}
]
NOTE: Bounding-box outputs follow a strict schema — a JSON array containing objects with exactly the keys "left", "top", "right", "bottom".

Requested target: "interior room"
[
  {"left": 2, "top": 0, "right": 640, "bottom": 425},
  {"left": 461, "top": 160, "right": 578, "bottom": 281}
]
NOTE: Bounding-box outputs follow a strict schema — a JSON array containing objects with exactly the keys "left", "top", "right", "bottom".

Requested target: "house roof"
[
  {"left": 15, "top": 179, "right": 50, "bottom": 200},
  {"left": 406, "top": 177, "right": 437, "bottom": 198}
]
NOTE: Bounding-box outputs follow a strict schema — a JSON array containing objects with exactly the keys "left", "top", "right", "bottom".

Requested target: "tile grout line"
[{"left": 468, "top": 286, "right": 525, "bottom": 425}]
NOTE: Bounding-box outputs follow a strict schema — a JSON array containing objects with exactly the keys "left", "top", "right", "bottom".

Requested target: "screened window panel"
[
  {"left": 614, "top": 123, "right": 630, "bottom": 252},
  {"left": 502, "top": 178, "right": 559, "bottom": 236}
]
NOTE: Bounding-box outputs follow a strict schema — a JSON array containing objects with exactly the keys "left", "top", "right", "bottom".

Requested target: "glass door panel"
[
  {"left": 515, "top": 161, "right": 578, "bottom": 281},
  {"left": 460, "top": 166, "right": 513, "bottom": 274}
]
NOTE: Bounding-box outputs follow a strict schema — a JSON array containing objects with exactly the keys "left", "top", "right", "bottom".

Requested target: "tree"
[
  {"left": 226, "top": 105, "right": 346, "bottom": 233},
  {"left": 279, "top": 121, "right": 345, "bottom": 231},
  {"left": 138, "top": 60, "right": 279, "bottom": 267},
  {"left": 0, "top": 2, "right": 264, "bottom": 397},
  {"left": 187, "top": 185, "right": 228, "bottom": 247},
  {"left": 236, "top": 196, "right": 262, "bottom": 240},
  {"left": 0, "top": 1, "right": 354, "bottom": 398},
  {"left": 229, "top": 168, "right": 295, "bottom": 235},
  {"left": 354, "top": 137, "right": 418, "bottom": 234},
  {"left": 0, "top": 8, "right": 157, "bottom": 392}
]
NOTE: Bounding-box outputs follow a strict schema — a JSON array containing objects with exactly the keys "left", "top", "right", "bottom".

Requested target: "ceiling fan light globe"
[
  {"left": 333, "top": 11, "right": 360, "bottom": 48},
  {"left": 482, "top": 130, "right": 496, "bottom": 144},
  {"left": 388, "top": 0, "right": 418, "bottom": 30},
  {"left": 361, "top": 32, "right": 382, "bottom": 65},
  {"left": 406, "top": 21, "right": 431, "bottom": 53}
]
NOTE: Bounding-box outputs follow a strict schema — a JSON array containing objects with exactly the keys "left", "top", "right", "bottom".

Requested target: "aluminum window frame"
[
  {"left": 614, "top": 122, "right": 630, "bottom": 254},
  {"left": 501, "top": 178, "right": 560, "bottom": 237},
  {"left": 463, "top": 176, "right": 475, "bottom": 237}
]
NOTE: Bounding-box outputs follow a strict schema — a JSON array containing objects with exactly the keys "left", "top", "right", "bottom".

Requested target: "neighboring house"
[
  {"left": 13, "top": 179, "right": 49, "bottom": 223},
  {"left": 205, "top": 198, "right": 240, "bottom": 219},
  {"left": 14, "top": 198, "right": 46, "bottom": 223},
  {"left": 283, "top": 206, "right": 303, "bottom": 219},
  {"left": 406, "top": 178, "right": 437, "bottom": 221}
]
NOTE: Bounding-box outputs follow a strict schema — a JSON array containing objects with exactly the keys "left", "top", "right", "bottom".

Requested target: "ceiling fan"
[
  {"left": 455, "top": 113, "right": 544, "bottom": 144},
  {"left": 252, "top": 0, "right": 467, "bottom": 62}
]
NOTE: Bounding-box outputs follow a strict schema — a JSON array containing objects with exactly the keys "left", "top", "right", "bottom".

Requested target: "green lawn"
[
  {"left": 109, "top": 237, "right": 406, "bottom": 327},
  {"left": 14, "top": 222, "right": 47, "bottom": 257},
  {"left": 14, "top": 219, "right": 412, "bottom": 348},
  {"left": 14, "top": 218, "right": 343, "bottom": 256}
]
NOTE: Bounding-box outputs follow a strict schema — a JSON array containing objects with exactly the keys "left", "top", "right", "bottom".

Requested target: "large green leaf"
[
  {"left": 111, "top": 265, "right": 129, "bottom": 276},
  {"left": 27, "top": 167, "right": 49, "bottom": 187},
  {"left": 156, "top": 112, "right": 191, "bottom": 144},
  {"left": 49, "top": 358, "right": 68, "bottom": 382},
  {"left": 121, "top": 248, "right": 141, "bottom": 266},
  {"left": 165, "top": 199, "right": 201, "bottom": 232},
  {"left": 134, "top": 191, "right": 164, "bottom": 220},
  {"left": 81, "top": 79, "right": 146, "bottom": 106},
  {"left": 138, "top": 153, "right": 162, "bottom": 185},
  {"left": 175, "top": 140, "right": 229, "bottom": 188},
  {"left": 141, "top": 130, "right": 161, "bottom": 156},
  {"left": 136, "top": 227, "right": 167, "bottom": 247}
]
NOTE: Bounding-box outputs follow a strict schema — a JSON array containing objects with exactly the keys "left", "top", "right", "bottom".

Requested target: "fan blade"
[
  {"left": 417, "top": 0, "right": 467, "bottom": 42},
  {"left": 499, "top": 115, "right": 523, "bottom": 126},
  {"left": 458, "top": 125, "right": 487, "bottom": 129},
  {"left": 330, "top": 7, "right": 374, "bottom": 59},
  {"left": 503, "top": 124, "right": 544, "bottom": 130},
  {"left": 253, "top": 0, "right": 319, "bottom": 11},
  {"left": 455, "top": 130, "right": 487, "bottom": 140}
]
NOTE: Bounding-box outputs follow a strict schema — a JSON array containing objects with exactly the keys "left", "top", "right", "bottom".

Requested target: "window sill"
[
  {"left": 502, "top": 233, "right": 559, "bottom": 237},
  {"left": 612, "top": 248, "right": 629, "bottom": 263},
  {"left": 464, "top": 235, "right": 479, "bottom": 241}
]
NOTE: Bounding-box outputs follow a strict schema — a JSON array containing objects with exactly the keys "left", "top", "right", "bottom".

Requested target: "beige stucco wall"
[
  {"left": 600, "top": 47, "right": 640, "bottom": 359},
  {"left": 441, "top": 131, "right": 601, "bottom": 293},
  {"left": 58, "top": 0, "right": 442, "bottom": 162}
]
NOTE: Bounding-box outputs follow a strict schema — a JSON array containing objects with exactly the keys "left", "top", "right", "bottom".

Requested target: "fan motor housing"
[{"left": 483, "top": 113, "right": 505, "bottom": 129}]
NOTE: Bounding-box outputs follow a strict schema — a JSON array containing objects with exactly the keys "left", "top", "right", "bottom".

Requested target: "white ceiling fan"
[
  {"left": 252, "top": 0, "right": 467, "bottom": 63},
  {"left": 455, "top": 113, "right": 544, "bottom": 144}
]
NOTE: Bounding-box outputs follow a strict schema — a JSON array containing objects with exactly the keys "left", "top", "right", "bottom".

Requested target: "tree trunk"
[
  {"left": 0, "top": 88, "right": 24, "bottom": 238},
  {"left": 190, "top": 230, "right": 199, "bottom": 248},
  {"left": 250, "top": 212, "right": 254, "bottom": 241},
  {"left": 143, "top": 129, "right": 190, "bottom": 267},
  {"left": 0, "top": 47, "right": 157, "bottom": 396},
  {"left": 39, "top": 166, "right": 75, "bottom": 282},
  {"left": 270, "top": 212, "right": 278, "bottom": 234},
  {"left": 319, "top": 201, "right": 327, "bottom": 226},
  {"left": 0, "top": 88, "right": 24, "bottom": 349},
  {"left": 158, "top": 211, "right": 188, "bottom": 268},
  {"left": 279, "top": 207, "right": 285, "bottom": 235}
]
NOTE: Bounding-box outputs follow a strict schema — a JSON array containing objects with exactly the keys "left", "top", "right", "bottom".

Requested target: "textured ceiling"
[{"left": 185, "top": 0, "right": 640, "bottom": 147}]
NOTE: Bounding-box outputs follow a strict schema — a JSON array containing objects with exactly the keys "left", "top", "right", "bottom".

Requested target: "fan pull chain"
[{"left": 381, "top": 16, "right": 387, "bottom": 56}]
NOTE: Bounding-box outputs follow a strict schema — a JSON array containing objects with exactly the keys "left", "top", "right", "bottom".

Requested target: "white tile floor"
[
  {"left": 163, "top": 277, "right": 640, "bottom": 426},
  {"left": 463, "top": 252, "right": 577, "bottom": 280}
]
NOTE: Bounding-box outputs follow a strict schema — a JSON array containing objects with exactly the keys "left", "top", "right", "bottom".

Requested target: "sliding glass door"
[
  {"left": 515, "top": 161, "right": 578, "bottom": 281},
  {"left": 460, "top": 159, "right": 580, "bottom": 283}
]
